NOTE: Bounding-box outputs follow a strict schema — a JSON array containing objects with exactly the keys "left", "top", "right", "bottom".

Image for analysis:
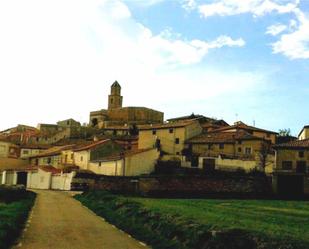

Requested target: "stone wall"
[{"left": 92, "top": 175, "right": 271, "bottom": 198}]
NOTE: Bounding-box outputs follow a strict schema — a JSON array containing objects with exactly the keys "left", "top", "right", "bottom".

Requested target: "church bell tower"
[{"left": 108, "top": 81, "right": 123, "bottom": 110}]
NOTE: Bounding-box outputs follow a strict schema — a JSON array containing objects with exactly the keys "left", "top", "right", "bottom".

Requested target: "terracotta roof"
[
  {"left": 187, "top": 130, "right": 264, "bottom": 144},
  {"left": 28, "top": 145, "right": 75, "bottom": 158},
  {"left": 73, "top": 139, "right": 110, "bottom": 152},
  {"left": 91, "top": 148, "right": 155, "bottom": 162},
  {"left": 138, "top": 120, "right": 197, "bottom": 130},
  {"left": 20, "top": 144, "right": 52, "bottom": 149},
  {"left": 210, "top": 122, "right": 278, "bottom": 135},
  {"left": 273, "top": 139, "right": 309, "bottom": 149}
]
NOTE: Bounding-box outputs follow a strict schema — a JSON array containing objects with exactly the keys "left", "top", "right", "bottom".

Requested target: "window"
[
  {"left": 245, "top": 147, "right": 251, "bottom": 155},
  {"left": 238, "top": 140, "right": 242, "bottom": 145},
  {"left": 152, "top": 130, "right": 156, "bottom": 135},
  {"left": 80, "top": 156, "right": 83, "bottom": 162},
  {"left": 176, "top": 152, "right": 180, "bottom": 155},
  {"left": 169, "top": 128, "right": 173, "bottom": 133},
  {"left": 110, "top": 98, "right": 113, "bottom": 104},
  {"left": 71, "top": 154, "right": 74, "bottom": 159},
  {"left": 23, "top": 150, "right": 29, "bottom": 155},
  {"left": 299, "top": 151, "right": 304, "bottom": 158},
  {"left": 208, "top": 144, "right": 212, "bottom": 149},
  {"left": 175, "top": 138, "right": 180, "bottom": 144},
  {"left": 219, "top": 143, "right": 224, "bottom": 149},
  {"left": 238, "top": 147, "right": 242, "bottom": 153},
  {"left": 99, "top": 162, "right": 102, "bottom": 167},
  {"left": 47, "top": 157, "right": 51, "bottom": 164},
  {"left": 35, "top": 159, "right": 39, "bottom": 166},
  {"left": 282, "top": 161, "right": 292, "bottom": 170},
  {"left": 266, "top": 134, "right": 270, "bottom": 138}
]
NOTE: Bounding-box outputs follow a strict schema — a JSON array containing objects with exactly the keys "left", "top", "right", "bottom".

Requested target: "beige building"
[
  {"left": 273, "top": 139, "right": 309, "bottom": 196},
  {"left": 184, "top": 130, "right": 273, "bottom": 172},
  {"left": 20, "top": 144, "right": 50, "bottom": 159},
  {"left": 298, "top": 125, "right": 309, "bottom": 140},
  {"left": 29, "top": 145, "right": 75, "bottom": 169},
  {"left": 89, "top": 148, "right": 159, "bottom": 176},
  {"left": 138, "top": 120, "right": 202, "bottom": 155},
  {"left": 89, "top": 81, "right": 163, "bottom": 128},
  {"left": 210, "top": 121, "right": 278, "bottom": 144},
  {"left": 0, "top": 140, "right": 20, "bottom": 158}
]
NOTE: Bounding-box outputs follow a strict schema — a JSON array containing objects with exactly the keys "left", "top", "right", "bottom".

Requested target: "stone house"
[
  {"left": 138, "top": 120, "right": 203, "bottom": 156},
  {"left": 210, "top": 121, "right": 278, "bottom": 144},
  {"left": 273, "top": 139, "right": 309, "bottom": 196},
  {"left": 20, "top": 144, "right": 51, "bottom": 159},
  {"left": 28, "top": 145, "right": 75, "bottom": 168},
  {"left": 0, "top": 140, "right": 20, "bottom": 158},
  {"left": 89, "top": 148, "right": 159, "bottom": 176},
  {"left": 185, "top": 130, "right": 273, "bottom": 173}
]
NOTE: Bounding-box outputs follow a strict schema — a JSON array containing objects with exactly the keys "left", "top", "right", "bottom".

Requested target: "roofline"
[{"left": 298, "top": 125, "right": 309, "bottom": 137}]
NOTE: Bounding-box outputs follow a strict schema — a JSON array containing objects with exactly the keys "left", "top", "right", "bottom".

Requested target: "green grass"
[
  {"left": 76, "top": 191, "right": 309, "bottom": 249},
  {"left": 0, "top": 189, "right": 36, "bottom": 249},
  {"left": 132, "top": 198, "right": 309, "bottom": 243}
]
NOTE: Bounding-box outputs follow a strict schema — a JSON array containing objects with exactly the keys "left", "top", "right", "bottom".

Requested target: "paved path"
[{"left": 14, "top": 190, "right": 149, "bottom": 249}]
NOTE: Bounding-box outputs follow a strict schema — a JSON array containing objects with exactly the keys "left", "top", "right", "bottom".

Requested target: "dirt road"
[{"left": 14, "top": 190, "right": 149, "bottom": 249}]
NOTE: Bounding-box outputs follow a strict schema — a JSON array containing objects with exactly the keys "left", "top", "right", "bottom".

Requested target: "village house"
[
  {"left": 89, "top": 81, "right": 164, "bottom": 128},
  {"left": 20, "top": 144, "right": 51, "bottom": 159},
  {"left": 89, "top": 148, "right": 159, "bottom": 176},
  {"left": 184, "top": 130, "right": 273, "bottom": 173},
  {"left": 72, "top": 139, "right": 159, "bottom": 176},
  {"left": 167, "top": 113, "right": 229, "bottom": 133},
  {"left": 28, "top": 145, "right": 75, "bottom": 169},
  {"left": 0, "top": 140, "right": 20, "bottom": 158},
  {"left": 209, "top": 121, "right": 278, "bottom": 144},
  {"left": 273, "top": 139, "right": 309, "bottom": 196},
  {"left": 298, "top": 125, "right": 309, "bottom": 140},
  {"left": 138, "top": 120, "right": 203, "bottom": 156}
]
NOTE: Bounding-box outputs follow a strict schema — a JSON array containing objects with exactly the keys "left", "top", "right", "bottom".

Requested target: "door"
[
  {"left": 17, "top": 172, "right": 28, "bottom": 186},
  {"left": 203, "top": 158, "right": 215, "bottom": 171}
]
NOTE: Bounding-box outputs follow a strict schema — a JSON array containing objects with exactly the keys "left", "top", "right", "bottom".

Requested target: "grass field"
[{"left": 132, "top": 198, "right": 309, "bottom": 244}]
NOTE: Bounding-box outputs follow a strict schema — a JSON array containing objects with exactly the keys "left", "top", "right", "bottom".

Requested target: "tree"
[
  {"left": 258, "top": 141, "right": 271, "bottom": 171},
  {"left": 278, "top": 128, "right": 291, "bottom": 137}
]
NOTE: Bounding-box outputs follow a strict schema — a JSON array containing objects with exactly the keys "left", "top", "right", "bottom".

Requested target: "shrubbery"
[
  {"left": 75, "top": 190, "right": 307, "bottom": 249},
  {"left": 0, "top": 186, "right": 36, "bottom": 249}
]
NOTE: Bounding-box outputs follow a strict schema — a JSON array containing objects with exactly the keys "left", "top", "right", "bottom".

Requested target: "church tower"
[{"left": 108, "top": 81, "right": 123, "bottom": 110}]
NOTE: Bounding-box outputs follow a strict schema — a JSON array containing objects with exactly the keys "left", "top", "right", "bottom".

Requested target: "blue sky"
[{"left": 0, "top": 0, "right": 308, "bottom": 135}]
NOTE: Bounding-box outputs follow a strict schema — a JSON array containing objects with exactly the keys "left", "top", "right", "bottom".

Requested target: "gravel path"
[{"left": 13, "top": 190, "right": 149, "bottom": 249}]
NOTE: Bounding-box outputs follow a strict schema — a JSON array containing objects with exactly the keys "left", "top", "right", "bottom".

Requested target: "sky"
[{"left": 0, "top": 0, "right": 308, "bottom": 135}]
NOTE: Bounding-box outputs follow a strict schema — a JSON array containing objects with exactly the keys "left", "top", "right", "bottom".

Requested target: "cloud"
[
  {"left": 197, "top": 0, "right": 299, "bottom": 18},
  {"left": 271, "top": 9, "right": 309, "bottom": 59},
  {"left": 266, "top": 23, "right": 287, "bottom": 35},
  {"left": 185, "top": 0, "right": 309, "bottom": 60},
  {"left": 0, "top": 0, "right": 255, "bottom": 130}
]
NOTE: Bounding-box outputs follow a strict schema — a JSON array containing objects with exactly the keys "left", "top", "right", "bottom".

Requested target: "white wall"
[
  {"left": 27, "top": 169, "right": 51, "bottom": 189},
  {"left": 51, "top": 172, "right": 75, "bottom": 190}
]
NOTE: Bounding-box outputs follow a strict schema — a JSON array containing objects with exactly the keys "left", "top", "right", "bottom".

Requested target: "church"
[{"left": 89, "top": 81, "right": 164, "bottom": 128}]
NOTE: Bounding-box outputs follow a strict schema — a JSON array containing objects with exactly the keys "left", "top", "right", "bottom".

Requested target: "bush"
[
  {"left": 0, "top": 188, "right": 36, "bottom": 249},
  {"left": 75, "top": 191, "right": 307, "bottom": 249}
]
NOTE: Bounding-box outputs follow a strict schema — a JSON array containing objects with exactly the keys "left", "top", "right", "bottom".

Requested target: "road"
[{"left": 14, "top": 190, "right": 149, "bottom": 249}]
